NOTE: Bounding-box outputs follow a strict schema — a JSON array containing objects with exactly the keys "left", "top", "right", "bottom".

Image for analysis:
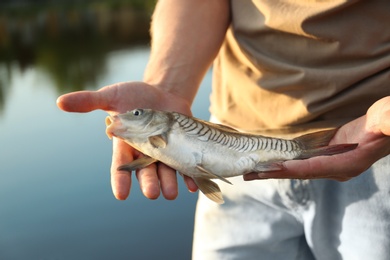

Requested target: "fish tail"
[{"left": 294, "top": 129, "right": 358, "bottom": 159}]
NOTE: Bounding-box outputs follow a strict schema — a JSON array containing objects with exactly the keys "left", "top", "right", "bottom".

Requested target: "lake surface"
[{"left": 0, "top": 45, "right": 212, "bottom": 259}]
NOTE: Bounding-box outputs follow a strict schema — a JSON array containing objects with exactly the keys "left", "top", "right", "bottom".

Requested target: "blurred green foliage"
[
  {"left": 0, "top": 0, "right": 156, "bottom": 110},
  {"left": 0, "top": 0, "right": 157, "bottom": 14}
]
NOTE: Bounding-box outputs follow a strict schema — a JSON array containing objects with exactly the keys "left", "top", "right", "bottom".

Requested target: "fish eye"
[{"left": 132, "top": 109, "right": 143, "bottom": 116}]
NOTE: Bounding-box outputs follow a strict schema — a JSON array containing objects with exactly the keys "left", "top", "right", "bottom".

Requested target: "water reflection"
[
  {"left": 0, "top": 0, "right": 154, "bottom": 110},
  {"left": 0, "top": 45, "right": 211, "bottom": 259},
  {"left": 0, "top": 64, "right": 10, "bottom": 113},
  {"left": 0, "top": 2, "right": 212, "bottom": 259}
]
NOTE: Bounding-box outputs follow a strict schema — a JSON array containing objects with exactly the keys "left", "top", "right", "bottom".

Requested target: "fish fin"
[
  {"left": 214, "top": 123, "right": 239, "bottom": 132},
  {"left": 148, "top": 135, "right": 167, "bottom": 148},
  {"left": 117, "top": 156, "right": 157, "bottom": 172},
  {"left": 297, "top": 143, "right": 358, "bottom": 159},
  {"left": 194, "top": 117, "right": 239, "bottom": 133},
  {"left": 254, "top": 162, "right": 286, "bottom": 172},
  {"left": 196, "top": 165, "right": 232, "bottom": 185},
  {"left": 294, "top": 129, "right": 338, "bottom": 149},
  {"left": 294, "top": 129, "right": 358, "bottom": 159},
  {"left": 193, "top": 177, "right": 224, "bottom": 204}
]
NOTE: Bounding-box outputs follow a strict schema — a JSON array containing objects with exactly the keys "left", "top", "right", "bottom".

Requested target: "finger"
[
  {"left": 56, "top": 90, "right": 111, "bottom": 112},
  {"left": 243, "top": 172, "right": 263, "bottom": 181},
  {"left": 136, "top": 164, "right": 161, "bottom": 200},
  {"left": 243, "top": 172, "right": 351, "bottom": 182},
  {"left": 244, "top": 153, "right": 359, "bottom": 181},
  {"left": 183, "top": 175, "right": 198, "bottom": 192},
  {"left": 157, "top": 163, "right": 178, "bottom": 200},
  {"left": 281, "top": 153, "right": 360, "bottom": 179},
  {"left": 250, "top": 159, "right": 329, "bottom": 180},
  {"left": 111, "top": 138, "right": 132, "bottom": 200}
]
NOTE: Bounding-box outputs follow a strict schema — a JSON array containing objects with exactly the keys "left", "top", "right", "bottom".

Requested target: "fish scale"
[
  {"left": 174, "top": 112, "right": 299, "bottom": 153},
  {"left": 105, "top": 108, "right": 358, "bottom": 204}
]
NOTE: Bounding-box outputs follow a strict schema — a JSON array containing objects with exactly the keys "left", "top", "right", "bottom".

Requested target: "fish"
[{"left": 105, "top": 109, "right": 358, "bottom": 204}]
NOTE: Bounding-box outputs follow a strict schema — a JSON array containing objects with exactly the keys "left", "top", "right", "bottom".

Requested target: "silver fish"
[{"left": 105, "top": 109, "right": 358, "bottom": 204}]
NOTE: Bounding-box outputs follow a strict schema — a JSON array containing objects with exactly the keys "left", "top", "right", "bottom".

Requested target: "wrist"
[{"left": 143, "top": 61, "right": 204, "bottom": 106}]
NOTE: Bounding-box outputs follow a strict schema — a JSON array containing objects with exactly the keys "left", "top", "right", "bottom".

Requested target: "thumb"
[
  {"left": 56, "top": 90, "right": 110, "bottom": 112},
  {"left": 367, "top": 96, "right": 390, "bottom": 136},
  {"left": 379, "top": 109, "right": 390, "bottom": 136}
]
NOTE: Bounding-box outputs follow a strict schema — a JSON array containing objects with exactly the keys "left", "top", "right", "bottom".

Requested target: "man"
[{"left": 57, "top": 1, "right": 390, "bottom": 259}]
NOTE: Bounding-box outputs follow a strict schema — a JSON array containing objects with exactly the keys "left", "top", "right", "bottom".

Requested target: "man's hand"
[
  {"left": 244, "top": 97, "right": 390, "bottom": 182},
  {"left": 57, "top": 82, "right": 198, "bottom": 200}
]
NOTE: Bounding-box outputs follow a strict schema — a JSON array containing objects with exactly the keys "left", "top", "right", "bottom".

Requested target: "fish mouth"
[
  {"left": 105, "top": 114, "right": 131, "bottom": 140},
  {"left": 105, "top": 115, "right": 117, "bottom": 139}
]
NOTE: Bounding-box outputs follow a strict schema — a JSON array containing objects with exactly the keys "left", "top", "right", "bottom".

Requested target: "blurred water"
[{"left": 0, "top": 47, "right": 212, "bottom": 259}]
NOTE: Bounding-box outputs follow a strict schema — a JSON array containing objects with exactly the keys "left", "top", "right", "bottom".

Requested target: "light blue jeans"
[{"left": 192, "top": 144, "right": 390, "bottom": 259}]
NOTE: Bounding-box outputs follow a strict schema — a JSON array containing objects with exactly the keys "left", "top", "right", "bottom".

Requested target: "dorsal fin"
[{"left": 214, "top": 123, "right": 239, "bottom": 132}]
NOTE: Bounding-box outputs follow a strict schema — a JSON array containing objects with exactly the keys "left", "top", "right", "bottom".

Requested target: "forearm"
[{"left": 144, "top": 0, "right": 230, "bottom": 106}]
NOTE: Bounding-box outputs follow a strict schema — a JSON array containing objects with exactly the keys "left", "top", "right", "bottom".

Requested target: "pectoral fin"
[
  {"left": 196, "top": 165, "right": 232, "bottom": 185},
  {"left": 117, "top": 156, "right": 157, "bottom": 172},
  {"left": 193, "top": 177, "right": 224, "bottom": 204},
  {"left": 254, "top": 162, "right": 285, "bottom": 172},
  {"left": 148, "top": 135, "right": 167, "bottom": 148}
]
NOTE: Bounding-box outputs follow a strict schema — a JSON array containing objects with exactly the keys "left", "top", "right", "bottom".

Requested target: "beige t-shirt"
[{"left": 210, "top": 0, "right": 390, "bottom": 135}]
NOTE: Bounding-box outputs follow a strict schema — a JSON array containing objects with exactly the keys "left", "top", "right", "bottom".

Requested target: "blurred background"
[{"left": 0, "top": 0, "right": 212, "bottom": 259}]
